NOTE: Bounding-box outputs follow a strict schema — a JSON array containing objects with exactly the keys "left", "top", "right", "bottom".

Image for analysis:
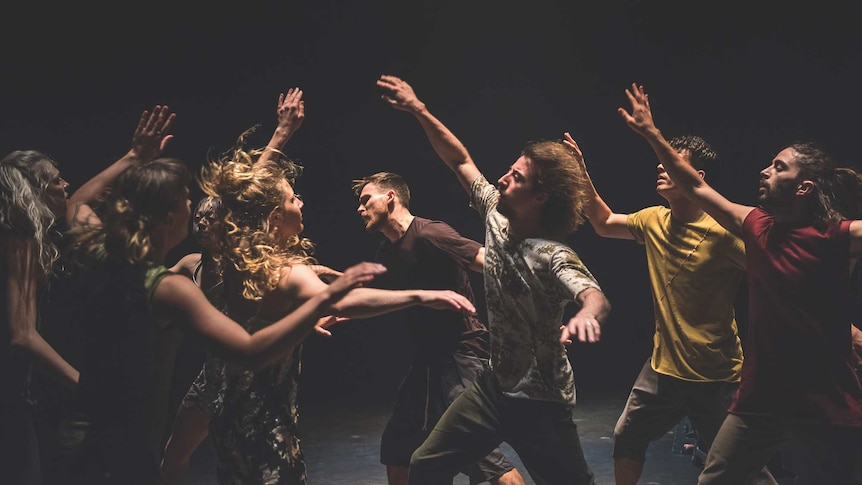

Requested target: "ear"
[
  {"left": 268, "top": 206, "right": 282, "bottom": 226},
  {"left": 386, "top": 190, "right": 396, "bottom": 205},
  {"left": 796, "top": 180, "right": 815, "bottom": 196},
  {"left": 696, "top": 170, "right": 706, "bottom": 181},
  {"left": 534, "top": 191, "right": 549, "bottom": 205}
]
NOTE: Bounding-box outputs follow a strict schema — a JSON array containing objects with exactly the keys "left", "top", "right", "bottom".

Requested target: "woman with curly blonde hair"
[{"left": 180, "top": 132, "right": 477, "bottom": 484}]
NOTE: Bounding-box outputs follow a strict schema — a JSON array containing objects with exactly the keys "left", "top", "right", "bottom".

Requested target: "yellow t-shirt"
[{"left": 627, "top": 206, "right": 745, "bottom": 382}]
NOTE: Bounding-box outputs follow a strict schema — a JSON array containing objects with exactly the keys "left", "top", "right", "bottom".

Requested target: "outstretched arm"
[
  {"left": 258, "top": 87, "right": 305, "bottom": 166},
  {"left": 68, "top": 105, "right": 176, "bottom": 228},
  {"left": 561, "top": 288, "right": 611, "bottom": 344},
  {"left": 619, "top": 84, "right": 753, "bottom": 236},
  {"left": 377, "top": 75, "right": 481, "bottom": 193},
  {"left": 287, "top": 265, "right": 475, "bottom": 319},
  {"left": 155, "top": 262, "right": 387, "bottom": 371},
  {"left": 563, "top": 133, "right": 633, "bottom": 240}
]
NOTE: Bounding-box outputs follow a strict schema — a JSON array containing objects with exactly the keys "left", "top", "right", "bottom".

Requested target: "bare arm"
[
  {"left": 850, "top": 221, "right": 862, "bottom": 257},
  {"left": 153, "top": 262, "right": 386, "bottom": 371},
  {"left": 468, "top": 247, "right": 485, "bottom": 273},
  {"left": 287, "top": 264, "right": 475, "bottom": 319},
  {"left": 561, "top": 287, "right": 612, "bottom": 344},
  {"left": 169, "top": 253, "right": 202, "bottom": 282},
  {"left": 68, "top": 105, "right": 176, "bottom": 228},
  {"left": 5, "top": 239, "right": 78, "bottom": 390},
  {"left": 618, "top": 84, "right": 753, "bottom": 236},
  {"left": 563, "top": 132, "right": 633, "bottom": 240},
  {"left": 852, "top": 325, "right": 862, "bottom": 360},
  {"left": 377, "top": 75, "right": 481, "bottom": 193},
  {"left": 258, "top": 88, "right": 305, "bottom": 166}
]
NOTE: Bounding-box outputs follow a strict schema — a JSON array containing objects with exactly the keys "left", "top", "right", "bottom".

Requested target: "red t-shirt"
[{"left": 731, "top": 208, "right": 862, "bottom": 426}]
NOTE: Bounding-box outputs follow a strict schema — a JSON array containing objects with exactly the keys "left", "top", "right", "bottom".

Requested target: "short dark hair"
[
  {"left": 351, "top": 172, "right": 411, "bottom": 209},
  {"left": 668, "top": 135, "right": 720, "bottom": 181}
]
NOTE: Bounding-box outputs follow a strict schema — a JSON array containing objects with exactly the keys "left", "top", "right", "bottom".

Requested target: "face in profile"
[
  {"left": 496, "top": 155, "right": 541, "bottom": 219},
  {"left": 40, "top": 163, "right": 69, "bottom": 219},
  {"left": 271, "top": 179, "right": 304, "bottom": 242},
  {"left": 758, "top": 147, "right": 802, "bottom": 211},
  {"left": 356, "top": 183, "right": 390, "bottom": 233}
]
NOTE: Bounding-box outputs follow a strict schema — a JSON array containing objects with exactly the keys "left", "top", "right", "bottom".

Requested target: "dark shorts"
[{"left": 381, "top": 353, "right": 514, "bottom": 483}]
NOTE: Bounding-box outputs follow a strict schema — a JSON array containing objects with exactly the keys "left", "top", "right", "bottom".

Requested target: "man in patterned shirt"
[{"left": 376, "top": 74, "right": 612, "bottom": 485}]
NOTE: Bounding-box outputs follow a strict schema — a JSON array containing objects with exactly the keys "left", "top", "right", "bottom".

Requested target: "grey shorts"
[{"left": 613, "top": 359, "right": 738, "bottom": 461}]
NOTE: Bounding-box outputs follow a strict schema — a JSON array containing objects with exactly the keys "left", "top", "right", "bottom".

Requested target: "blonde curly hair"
[{"left": 199, "top": 128, "right": 315, "bottom": 301}]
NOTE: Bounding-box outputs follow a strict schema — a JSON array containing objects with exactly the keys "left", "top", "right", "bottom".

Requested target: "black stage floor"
[{"left": 185, "top": 392, "right": 710, "bottom": 485}]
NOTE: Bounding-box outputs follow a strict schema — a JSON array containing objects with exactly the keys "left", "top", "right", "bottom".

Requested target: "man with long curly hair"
[{"left": 377, "top": 75, "right": 611, "bottom": 485}]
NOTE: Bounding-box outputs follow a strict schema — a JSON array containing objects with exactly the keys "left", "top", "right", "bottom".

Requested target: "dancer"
[
  {"left": 1, "top": 104, "right": 175, "bottom": 484},
  {"left": 563, "top": 132, "right": 775, "bottom": 484},
  {"left": 353, "top": 171, "right": 524, "bottom": 485},
  {"left": 619, "top": 82, "right": 862, "bottom": 484},
  {"left": 377, "top": 74, "right": 611, "bottom": 485}
]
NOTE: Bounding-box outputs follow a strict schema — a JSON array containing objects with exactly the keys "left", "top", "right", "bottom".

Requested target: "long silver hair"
[{"left": 0, "top": 150, "right": 61, "bottom": 274}]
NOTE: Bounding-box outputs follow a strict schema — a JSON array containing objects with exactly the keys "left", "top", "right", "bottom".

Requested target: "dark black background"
[{"left": 6, "top": 1, "right": 860, "bottom": 404}]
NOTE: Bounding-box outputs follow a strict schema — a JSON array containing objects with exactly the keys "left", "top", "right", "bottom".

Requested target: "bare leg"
[
  {"left": 614, "top": 457, "right": 644, "bottom": 485},
  {"left": 387, "top": 465, "right": 410, "bottom": 485},
  {"left": 491, "top": 467, "right": 526, "bottom": 485},
  {"left": 160, "top": 406, "right": 210, "bottom": 485}
]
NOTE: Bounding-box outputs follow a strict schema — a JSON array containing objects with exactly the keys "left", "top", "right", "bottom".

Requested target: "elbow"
[{"left": 9, "top": 331, "right": 34, "bottom": 354}]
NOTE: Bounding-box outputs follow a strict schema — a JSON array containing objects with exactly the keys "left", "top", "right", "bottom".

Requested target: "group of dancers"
[{"left": 2, "top": 76, "right": 861, "bottom": 485}]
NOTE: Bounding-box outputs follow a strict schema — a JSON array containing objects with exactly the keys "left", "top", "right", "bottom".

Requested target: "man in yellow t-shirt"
[{"left": 563, "top": 132, "right": 776, "bottom": 485}]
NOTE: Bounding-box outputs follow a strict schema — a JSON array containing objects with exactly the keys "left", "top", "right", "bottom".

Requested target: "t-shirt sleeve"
[
  {"left": 421, "top": 221, "right": 482, "bottom": 269},
  {"left": 727, "top": 232, "right": 746, "bottom": 270},
  {"left": 550, "top": 247, "right": 602, "bottom": 299},
  {"left": 469, "top": 174, "right": 498, "bottom": 220},
  {"left": 626, "top": 207, "right": 652, "bottom": 245}
]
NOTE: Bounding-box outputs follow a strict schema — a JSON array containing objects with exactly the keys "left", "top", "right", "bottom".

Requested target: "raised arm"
[
  {"left": 258, "top": 88, "right": 305, "bottom": 166},
  {"left": 5, "top": 239, "right": 78, "bottom": 390},
  {"left": 154, "top": 262, "right": 386, "bottom": 371},
  {"left": 377, "top": 75, "right": 481, "bottom": 193},
  {"left": 563, "top": 132, "right": 633, "bottom": 240},
  {"left": 618, "top": 84, "right": 753, "bottom": 236},
  {"left": 68, "top": 105, "right": 176, "bottom": 228}
]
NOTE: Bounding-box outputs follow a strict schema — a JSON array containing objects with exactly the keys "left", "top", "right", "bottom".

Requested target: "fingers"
[
  {"left": 582, "top": 318, "right": 601, "bottom": 343},
  {"left": 562, "top": 132, "right": 583, "bottom": 158}
]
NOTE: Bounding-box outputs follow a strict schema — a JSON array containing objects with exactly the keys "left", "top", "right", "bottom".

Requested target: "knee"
[{"left": 612, "top": 430, "right": 648, "bottom": 462}]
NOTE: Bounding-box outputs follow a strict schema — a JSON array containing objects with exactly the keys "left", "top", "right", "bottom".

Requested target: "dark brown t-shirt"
[{"left": 374, "top": 217, "right": 489, "bottom": 359}]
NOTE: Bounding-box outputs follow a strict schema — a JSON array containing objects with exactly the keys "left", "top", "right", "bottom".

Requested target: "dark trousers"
[{"left": 408, "top": 367, "right": 595, "bottom": 485}]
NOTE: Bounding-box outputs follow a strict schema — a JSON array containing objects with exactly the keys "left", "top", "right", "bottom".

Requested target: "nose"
[
  {"left": 657, "top": 163, "right": 665, "bottom": 173},
  {"left": 61, "top": 177, "right": 70, "bottom": 190},
  {"left": 759, "top": 166, "right": 770, "bottom": 179}
]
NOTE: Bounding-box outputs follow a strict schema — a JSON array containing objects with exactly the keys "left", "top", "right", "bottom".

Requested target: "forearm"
[
  {"left": 409, "top": 105, "right": 478, "bottom": 190},
  {"left": 67, "top": 152, "right": 138, "bottom": 210},
  {"left": 327, "top": 287, "right": 422, "bottom": 319},
  {"left": 18, "top": 331, "right": 79, "bottom": 390},
  {"left": 575, "top": 288, "right": 611, "bottom": 326},
  {"left": 641, "top": 127, "right": 703, "bottom": 192},
  {"left": 852, "top": 325, "right": 862, "bottom": 358},
  {"left": 258, "top": 129, "right": 292, "bottom": 165}
]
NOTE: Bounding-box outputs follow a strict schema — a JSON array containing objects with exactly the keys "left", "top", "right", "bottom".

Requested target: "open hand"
[
  {"left": 617, "top": 83, "right": 656, "bottom": 137},
  {"left": 377, "top": 75, "right": 424, "bottom": 113},
  {"left": 276, "top": 87, "right": 305, "bottom": 136},
  {"left": 130, "top": 105, "right": 176, "bottom": 161}
]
